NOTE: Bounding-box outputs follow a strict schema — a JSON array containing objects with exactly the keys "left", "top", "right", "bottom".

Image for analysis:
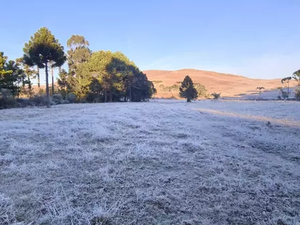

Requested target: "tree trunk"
[
  {"left": 104, "top": 90, "right": 107, "bottom": 102},
  {"left": 28, "top": 76, "right": 32, "bottom": 97},
  {"left": 45, "top": 63, "right": 50, "bottom": 108},
  {"left": 109, "top": 91, "right": 113, "bottom": 102},
  {"left": 288, "top": 81, "right": 290, "bottom": 99},
  {"left": 37, "top": 67, "right": 40, "bottom": 88},
  {"left": 51, "top": 66, "right": 54, "bottom": 95},
  {"left": 129, "top": 86, "right": 132, "bottom": 102}
]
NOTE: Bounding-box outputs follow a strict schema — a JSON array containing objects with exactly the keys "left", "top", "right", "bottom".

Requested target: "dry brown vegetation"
[{"left": 144, "top": 69, "right": 297, "bottom": 98}]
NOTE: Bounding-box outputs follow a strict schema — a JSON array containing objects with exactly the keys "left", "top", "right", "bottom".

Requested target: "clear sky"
[{"left": 1, "top": 0, "right": 300, "bottom": 80}]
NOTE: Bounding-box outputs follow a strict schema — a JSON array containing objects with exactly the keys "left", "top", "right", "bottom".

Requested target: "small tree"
[
  {"left": 179, "top": 75, "right": 198, "bottom": 102},
  {"left": 194, "top": 83, "right": 207, "bottom": 98},
  {"left": 23, "top": 27, "right": 66, "bottom": 108},
  {"left": 293, "top": 70, "right": 300, "bottom": 89},
  {"left": 277, "top": 87, "right": 282, "bottom": 99},
  {"left": 292, "top": 70, "right": 300, "bottom": 100},
  {"left": 281, "top": 77, "right": 292, "bottom": 99},
  {"left": 0, "top": 53, "right": 25, "bottom": 97},
  {"left": 16, "top": 57, "right": 36, "bottom": 98},
  {"left": 256, "top": 86, "right": 265, "bottom": 98},
  {"left": 277, "top": 87, "right": 288, "bottom": 100},
  {"left": 159, "top": 84, "right": 165, "bottom": 91},
  {"left": 281, "top": 91, "right": 289, "bottom": 100},
  {"left": 0, "top": 52, "right": 13, "bottom": 92},
  {"left": 211, "top": 93, "right": 221, "bottom": 100},
  {"left": 57, "top": 69, "right": 69, "bottom": 98},
  {"left": 295, "top": 90, "right": 300, "bottom": 101}
]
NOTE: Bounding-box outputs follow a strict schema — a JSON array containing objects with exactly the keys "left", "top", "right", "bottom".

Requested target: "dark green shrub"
[
  {"left": 31, "top": 95, "right": 48, "bottom": 106},
  {"left": 66, "top": 93, "right": 77, "bottom": 103},
  {"left": 295, "top": 90, "right": 300, "bottom": 101},
  {"left": 211, "top": 93, "right": 221, "bottom": 100},
  {"left": 86, "top": 93, "right": 103, "bottom": 103},
  {"left": 281, "top": 91, "right": 289, "bottom": 100},
  {"left": 0, "top": 97, "right": 16, "bottom": 109},
  {"left": 16, "top": 98, "right": 33, "bottom": 107},
  {"left": 0, "top": 89, "right": 17, "bottom": 109},
  {"left": 52, "top": 94, "right": 63, "bottom": 104}
]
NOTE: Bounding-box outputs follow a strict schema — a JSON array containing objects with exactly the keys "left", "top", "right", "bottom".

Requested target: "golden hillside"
[{"left": 144, "top": 69, "right": 296, "bottom": 98}]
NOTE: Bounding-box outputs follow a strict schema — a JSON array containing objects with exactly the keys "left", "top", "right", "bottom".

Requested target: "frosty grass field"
[{"left": 0, "top": 100, "right": 300, "bottom": 225}]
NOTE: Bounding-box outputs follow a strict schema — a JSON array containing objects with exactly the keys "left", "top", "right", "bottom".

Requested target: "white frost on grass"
[
  {"left": 0, "top": 194, "right": 16, "bottom": 225},
  {"left": 0, "top": 101, "right": 300, "bottom": 224},
  {"left": 192, "top": 99, "right": 300, "bottom": 122}
]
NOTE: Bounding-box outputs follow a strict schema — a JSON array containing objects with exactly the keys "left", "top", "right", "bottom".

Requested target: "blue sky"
[{"left": 1, "top": 0, "right": 300, "bottom": 81}]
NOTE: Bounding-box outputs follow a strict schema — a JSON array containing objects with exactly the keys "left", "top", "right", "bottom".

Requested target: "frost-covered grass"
[
  {"left": 194, "top": 100, "right": 300, "bottom": 125},
  {"left": 0, "top": 100, "right": 300, "bottom": 225}
]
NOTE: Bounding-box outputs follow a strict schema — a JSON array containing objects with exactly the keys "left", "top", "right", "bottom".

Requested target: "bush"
[
  {"left": 86, "top": 93, "right": 103, "bottom": 103},
  {"left": 58, "top": 89, "right": 67, "bottom": 99},
  {"left": 66, "top": 93, "right": 77, "bottom": 103},
  {"left": 16, "top": 98, "right": 34, "bottom": 108},
  {"left": 52, "top": 94, "right": 63, "bottom": 104},
  {"left": 0, "top": 97, "right": 16, "bottom": 109},
  {"left": 295, "top": 90, "right": 300, "bottom": 101},
  {"left": 194, "top": 83, "right": 207, "bottom": 98},
  {"left": 205, "top": 93, "right": 211, "bottom": 99},
  {"left": 30, "top": 95, "right": 49, "bottom": 106},
  {"left": 0, "top": 89, "right": 17, "bottom": 109},
  {"left": 19, "top": 86, "right": 33, "bottom": 98},
  {"left": 211, "top": 93, "right": 221, "bottom": 100},
  {"left": 38, "top": 88, "right": 46, "bottom": 95},
  {"left": 281, "top": 91, "right": 289, "bottom": 100}
]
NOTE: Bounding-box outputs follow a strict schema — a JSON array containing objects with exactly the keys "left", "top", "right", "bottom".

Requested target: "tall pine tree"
[
  {"left": 179, "top": 75, "right": 198, "bottom": 102},
  {"left": 23, "top": 27, "right": 66, "bottom": 108}
]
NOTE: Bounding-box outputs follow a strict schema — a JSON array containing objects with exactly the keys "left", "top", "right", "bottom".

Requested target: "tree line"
[
  {"left": 158, "top": 82, "right": 207, "bottom": 98},
  {"left": 0, "top": 27, "right": 156, "bottom": 109},
  {"left": 2, "top": 27, "right": 300, "bottom": 108},
  {"left": 279, "top": 73, "right": 300, "bottom": 100}
]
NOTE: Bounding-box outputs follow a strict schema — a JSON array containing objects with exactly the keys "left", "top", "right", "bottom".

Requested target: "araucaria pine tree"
[
  {"left": 179, "top": 75, "right": 198, "bottom": 102},
  {"left": 23, "top": 27, "right": 66, "bottom": 108}
]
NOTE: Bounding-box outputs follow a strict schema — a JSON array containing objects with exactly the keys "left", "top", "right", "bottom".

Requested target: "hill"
[{"left": 144, "top": 69, "right": 297, "bottom": 98}]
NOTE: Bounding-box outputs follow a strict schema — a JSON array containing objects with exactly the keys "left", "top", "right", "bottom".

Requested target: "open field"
[{"left": 0, "top": 100, "right": 300, "bottom": 225}]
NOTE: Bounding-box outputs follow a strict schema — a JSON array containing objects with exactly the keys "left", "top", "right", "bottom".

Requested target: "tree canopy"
[
  {"left": 67, "top": 35, "right": 91, "bottom": 73},
  {"left": 179, "top": 75, "right": 198, "bottom": 102},
  {"left": 293, "top": 70, "right": 300, "bottom": 86},
  {"left": 0, "top": 52, "right": 30, "bottom": 97},
  {"left": 23, "top": 27, "right": 66, "bottom": 107},
  {"left": 58, "top": 40, "right": 155, "bottom": 103},
  {"left": 0, "top": 52, "right": 14, "bottom": 94}
]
